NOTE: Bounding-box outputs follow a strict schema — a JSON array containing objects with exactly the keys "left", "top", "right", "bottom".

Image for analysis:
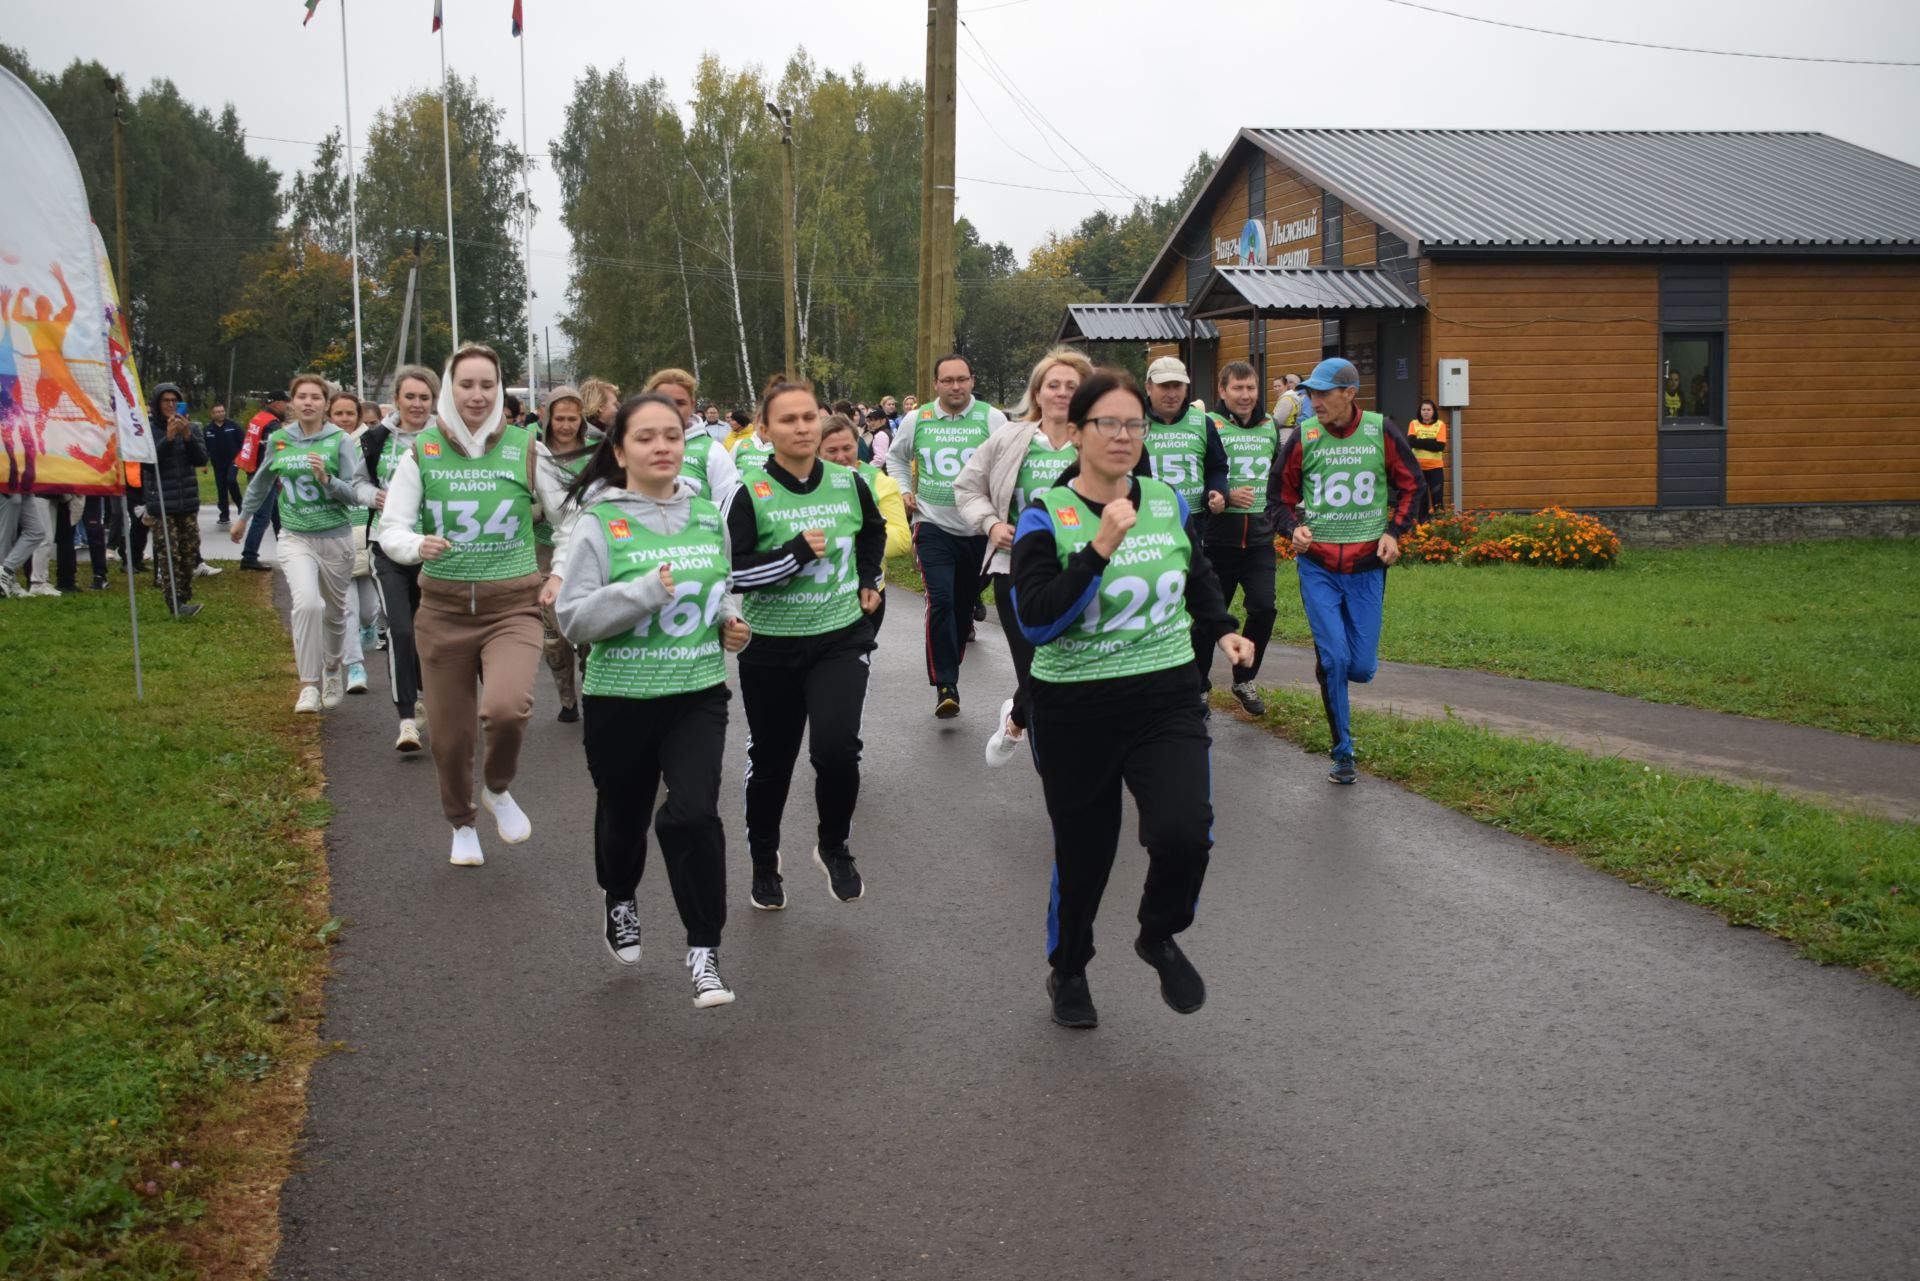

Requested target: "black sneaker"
[
  {"left": 750, "top": 862, "right": 786, "bottom": 911},
  {"left": 935, "top": 684, "right": 959, "bottom": 719},
  {"left": 603, "top": 894, "right": 642, "bottom": 965},
  {"left": 1047, "top": 970, "right": 1098, "bottom": 1029},
  {"left": 1134, "top": 935, "right": 1206, "bottom": 1014},
  {"left": 971, "top": 599, "right": 987, "bottom": 623},
  {"left": 557, "top": 704, "right": 580, "bottom": 723},
  {"left": 1230, "top": 680, "right": 1266, "bottom": 717},
  {"left": 814, "top": 844, "right": 864, "bottom": 902},
  {"left": 90, "top": 576, "right": 109, "bottom": 591},
  {"left": 1328, "top": 759, "right": 1357, "bottom": 785},
  {"left": 172, "top": 602, "right": 203, "bottom": 619},
  {"left": 239, "top": 559, "right": 270, "bottom": 573}
]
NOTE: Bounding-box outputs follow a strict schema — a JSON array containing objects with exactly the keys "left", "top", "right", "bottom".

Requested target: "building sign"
[
  {"left": 1214, "top": 218, "right": 1267, "bottom": 266},
  {"left": 1267, "top": 212, "right": 1318, "bottom": 269}
]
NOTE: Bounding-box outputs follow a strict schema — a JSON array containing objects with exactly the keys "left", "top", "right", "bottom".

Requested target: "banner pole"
[
  {"left": 120, "top": 487, "right": 144, "bottom": 698},
  {"left": 440, "top": 22, "right": 460, "bottom": 349},
  {"left": 340, "top": 0, "right": 366, "bottom": 397}
]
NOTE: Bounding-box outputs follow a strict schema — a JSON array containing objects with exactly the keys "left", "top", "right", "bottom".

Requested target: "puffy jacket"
[{"left": 142, "top": 383, "right": 208, "bottom": 515}]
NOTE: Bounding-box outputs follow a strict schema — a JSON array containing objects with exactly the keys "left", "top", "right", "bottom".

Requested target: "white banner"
[
  {"left": 94, "top": 224, "right": 154, "bottom": 465},
  {"left": 0, "top": 65, "right": 126, "bottom": 492}
]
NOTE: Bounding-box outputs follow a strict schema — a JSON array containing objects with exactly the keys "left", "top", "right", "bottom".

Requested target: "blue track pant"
[{"left": 1296, "top": 558, "right": 1385, "bottom": 763}]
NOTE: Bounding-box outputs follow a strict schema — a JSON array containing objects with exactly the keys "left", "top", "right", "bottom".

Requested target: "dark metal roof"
[
  {"left": 1057, "top": 304, "right": 1219, "bottom": 344},
  {"left": 1250, "top": 129, "right": 1920, "bottom": 250},
  {"left": 1189, "top": 267, "right": 1425, "bottom": 320}
]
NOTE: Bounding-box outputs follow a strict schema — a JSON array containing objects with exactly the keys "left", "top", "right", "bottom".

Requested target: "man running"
[
  {"left": 1202, "top": 361, "right": 1284, "bottom": 715},
  {"left": 884, "top": 353, "right": 1007, "bottom": 719},
  {"left": 1274, "top": 358, "right": 1420, "bottom": 784},
  {"left": 1141, "top": 357, "right": 1227, "bottom": 547}
]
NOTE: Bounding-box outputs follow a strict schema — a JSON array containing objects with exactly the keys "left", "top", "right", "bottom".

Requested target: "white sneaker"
[
  {"left": 983, "top": 697, "right": 1024, "bottom": 768},
  {"left": 320, "top": 667, "right": 345, "bottom": 709},
  {"left": 687, "top": 947, "right": 736, "bottom": 1008},
  {"left": 414, "top": 698, "right": 428, "bottom": 728},
  {"left": 481, "top": 788, "right": 532, "bottom": 844},
  {"left": 193, "top": 562, "right": 222, "bottom": 577},
  {"left": 345, "top": 662, "right": 368, "bottom": 694},
  {"left": 0, "top": 575, "right": 25, "bottom": 599},
  {"left": 27, "top": 583, "right": 60, "bottom": 597},
  {"left": 394, "top": 718, "right": 423, "bottom": 752},
  {"left": 449, "top": 825, "right": 484, "bottom": 867},
  {"left": 294, "top": 685, "right": 322, "bottom": 714}
]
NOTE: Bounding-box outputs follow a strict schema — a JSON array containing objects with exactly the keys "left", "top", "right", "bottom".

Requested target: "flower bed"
[{"left": 1401, "top": 506, "right": 1621, "bottom": 569}]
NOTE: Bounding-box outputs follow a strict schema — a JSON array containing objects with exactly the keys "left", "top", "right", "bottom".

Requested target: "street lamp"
[{"left": 766, "top": 100, "right": 797, "bottom": 379}]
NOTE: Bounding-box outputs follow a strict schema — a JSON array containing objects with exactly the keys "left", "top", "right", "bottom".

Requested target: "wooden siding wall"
[
  {"left": 1427, "top": 260, "right": 1660, "bottom": 508},
  {"left": 1727, "top": 261, "right": 1920, "bottom": 503}
]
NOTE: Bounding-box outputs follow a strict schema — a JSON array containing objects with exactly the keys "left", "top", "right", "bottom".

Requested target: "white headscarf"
[{"left": 435, "top": 354, "right": 504, "bottom": 458}]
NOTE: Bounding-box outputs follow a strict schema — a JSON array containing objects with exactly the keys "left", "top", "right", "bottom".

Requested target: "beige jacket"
[{"left": 954, "top": 420, "right": 1070, "bottom": 576}]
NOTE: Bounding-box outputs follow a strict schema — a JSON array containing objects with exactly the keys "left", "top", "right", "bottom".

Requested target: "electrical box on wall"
[{"left": 1437, "top": 359, "right": 1469, "bottom": 407}]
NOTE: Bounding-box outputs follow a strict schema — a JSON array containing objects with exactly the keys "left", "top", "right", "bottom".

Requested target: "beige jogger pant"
[
  {"left": 278, "top": 530, "right": 354, "bottom": 683},
  {"left": 414, "top": 572, "right": 545, "bottom": 829}
]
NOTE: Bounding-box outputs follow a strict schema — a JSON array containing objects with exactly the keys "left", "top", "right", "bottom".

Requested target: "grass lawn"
[
  {"left": 0, "top": 572, "right": 330, "bottom": 1278},
  {"left": 1260, "top": 540, "right": 1920, "bottom": 742},
  {"left": 1229, "top": 688, "right": 1920, "bottom": 994}
]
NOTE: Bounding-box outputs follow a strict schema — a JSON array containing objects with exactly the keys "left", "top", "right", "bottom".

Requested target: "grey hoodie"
[
  {"left": 238, "top": 418, "right": 378, "bottom": 538},
  {"left": 554, "top": 478, "right": 745, "bottom": 650}
]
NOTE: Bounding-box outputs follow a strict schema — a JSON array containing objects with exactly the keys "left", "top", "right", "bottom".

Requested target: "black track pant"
[
  {"left": 739, "top": 651, "right": 870, "bottom": 872},
  {"left": 992, "top": 571, "right": 1038, "bottom": 730},
  {"left": 583, "top": 685, "right": 730, "bottom": 949},
  {"left": 370, "top": 544, "right": 423, "bottom": 717},
  {"left": 1031, "top": 680, "right": 1214, "bottom": 975},
  {"left": 1199, "top": 539, "right": 1277, "bottom": 687}
]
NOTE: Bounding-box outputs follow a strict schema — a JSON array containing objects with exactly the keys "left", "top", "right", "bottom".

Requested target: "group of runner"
[{"left": 238, "top": 342, "right": 1418, "bottom": 1026}]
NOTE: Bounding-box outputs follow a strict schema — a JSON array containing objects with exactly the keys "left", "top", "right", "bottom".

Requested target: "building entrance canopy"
[{"left": 1187, "top": 266, "right": 1424, "bottom": 320}]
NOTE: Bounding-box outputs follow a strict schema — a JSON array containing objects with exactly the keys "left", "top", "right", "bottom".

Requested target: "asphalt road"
[{"left": 276, "top": 592, "right": 1920, "bottom": 1281}]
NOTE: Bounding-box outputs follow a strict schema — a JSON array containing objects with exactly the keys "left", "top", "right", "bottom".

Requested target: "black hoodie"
[{"left": 142, "top": 383, "right": 209, "bottom": 515}]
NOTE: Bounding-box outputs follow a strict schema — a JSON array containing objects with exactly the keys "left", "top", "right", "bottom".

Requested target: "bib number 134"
[
  {"left": 1080, "top": 569, "right": 1186, "bottom": 633},
  {"left": 425, "top": 499, "right": 521, "bottom": 544}
]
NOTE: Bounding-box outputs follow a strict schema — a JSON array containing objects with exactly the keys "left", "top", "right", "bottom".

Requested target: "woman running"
[
  {"left": 532, "top": 384, "right": 592, "bottom": 722},
  {"left": 1011, "top": 368, "right": 1254, "bottom": 1030},
  {"left": 955, "top": 345, "right": 1091, "bottom": 766},
  {"left": 362, "top": 365, "right": 438, "bottom": 751},
  {"left": 336, "top": 397, "right": 385, "bottom": 696},
  {"left": 723, "top": 378, "right": 885, "bottom": 911},
  {"left": 640, "top": 368, "right": 741, "bottom": 502},
  {"left": 818, "top": 412, "right": 908, "bottom": 637},
  {"left": 232, "top": 375, "right": 375, "bottom": 712},
  {"left": 555, "top": 393, "right": 752, "bottom": 1007},
  {"left": 377, "top": 343, "right": 574, "bottom": 867}
]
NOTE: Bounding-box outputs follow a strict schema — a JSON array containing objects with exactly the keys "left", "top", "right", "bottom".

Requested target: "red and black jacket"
[{"left": 1274, "top": 409, "right": 1421, "bottom": 574}]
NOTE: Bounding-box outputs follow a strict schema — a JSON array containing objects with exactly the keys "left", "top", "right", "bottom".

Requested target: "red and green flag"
[
  {"left": 512, "top": 1, "right": 523, "bottom": 36},
  {"left": 302, "top": 0, "right": 321, "bottom": 25}
]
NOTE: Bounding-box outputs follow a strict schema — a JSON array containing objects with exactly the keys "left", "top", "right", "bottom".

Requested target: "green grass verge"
[
  {"left": 1230, "top": 687, "right": 1920, "bottom": 994},
  {"left": 0, "top": 572, "right": 330, "bottom": 1278},
  {"left": 1259, "top": 540, "right": 1920, "bottom": 742}
]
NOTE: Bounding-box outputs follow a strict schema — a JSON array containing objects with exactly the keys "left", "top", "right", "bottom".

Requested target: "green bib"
[
  {"left": 910, "top": 399, "right": 992, "bottom": 509},
  {"left": 731, "top": 436, "right": 775, "bottom": 472},
  {"left": 679, "top": 435, "right": 714, "bottom": 498},
  {"left": 1211, "top": 412, "right": 1279, "bottom": 514},
  {"left": 740, "top": 462, "right": 865, "bottom": 637},
  {"left": 368, "top": 428, "right": 415, "bottom": 538},
  {"left": 1143, "top": 404, "right": 1211, "bottom": 508},
  {"left": 264, "top": 429, "right": 351, "bottom": 533},
  {"left": 534, "top": 446, "right": 589, "bottom": 548},
  {"left": 1031, "top": 477, "right": 1195, "bottom": 684},
  {"left": 1299, "top": 412, "right": 1391, "bottom": 544},
  {"left": 1011, "top": 430, "right": 1078, "bottom": 522},
  {"left": 416, "top": 424, "right": 538, "bottom": 582},
  {"left": 580, "top": 499, "right": 730, "bottom": 699}
]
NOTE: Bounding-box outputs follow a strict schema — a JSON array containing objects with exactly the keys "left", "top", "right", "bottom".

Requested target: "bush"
[{"left": 1403, "top": 506, "right": 1620, "bottom": 569}]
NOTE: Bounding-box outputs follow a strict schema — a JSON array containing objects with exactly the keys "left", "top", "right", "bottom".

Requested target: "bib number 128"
[{"left": 1079, "top": 569, "right": 1185, "bottom": 633}]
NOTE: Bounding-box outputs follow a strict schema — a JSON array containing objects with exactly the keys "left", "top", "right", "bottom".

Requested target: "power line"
[
  {"left": 957, "top": 174, "right": 1132, "bottom": 198},
  {"left": 1381, "top": 0, "right": 1920, "bottom": 66}
]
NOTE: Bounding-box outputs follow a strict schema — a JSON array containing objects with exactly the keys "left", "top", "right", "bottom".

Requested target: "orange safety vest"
[{"left": 1407, "top": 419, "right": 1447, "bottom": 471}]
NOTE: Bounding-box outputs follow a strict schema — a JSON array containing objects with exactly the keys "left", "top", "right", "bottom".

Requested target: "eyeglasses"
[
  {"left": 1082, "top": 417, "right": 1148, "bottom": 439},
  {"left": 935, "top": 376, "right": 973, "bottom": 386}
]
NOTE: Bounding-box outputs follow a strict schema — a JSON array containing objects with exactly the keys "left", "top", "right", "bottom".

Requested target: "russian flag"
[
  {"left": 431, "top": 0, "right": 442, "bottom": 32},
  {"left": 511, "top": 0, "right": 523, "bottom": 36}
]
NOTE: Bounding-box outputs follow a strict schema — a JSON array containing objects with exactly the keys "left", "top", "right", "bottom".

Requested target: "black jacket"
[
  {"left": 203, "top": 416, "right": 245, "bottom": 467},
  {"left": 1204, "top": 407, "right": 1288, "bottom": 549},
  {"left": 143, "top": 384, "right": 208, "bottom": 515}
]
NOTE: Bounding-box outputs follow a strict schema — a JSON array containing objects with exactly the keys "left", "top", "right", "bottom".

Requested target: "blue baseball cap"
[{"left": 1301, "top": 358, "right": 1360, "bottom": 392}]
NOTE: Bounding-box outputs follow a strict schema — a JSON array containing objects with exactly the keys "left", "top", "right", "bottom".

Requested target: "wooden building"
[{"left": 1068, "top": 130, "right": 1920, "bottom": 530}]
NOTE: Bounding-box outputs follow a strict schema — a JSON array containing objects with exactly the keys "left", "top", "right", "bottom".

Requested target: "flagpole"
[
  {"left": 518, "top": 16, "right": 536, "bottom": 413},
  {"left": 439, "top": 17, "right": 460, "bottom": 349},
  {"left": 339, "top": 0, "right": 365, "bottom": 397}
]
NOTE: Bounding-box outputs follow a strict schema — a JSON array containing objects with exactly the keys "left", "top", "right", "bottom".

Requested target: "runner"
[
  {"left": 883, "top": 353, "right": 1008, "bottom": 719},
  {"left": 729, "top": 410, "right": 776, "bottom": 472},
  {"left": 531, "top": 384, "right": 592, "bottom": 722},
  {"left": 338, "top": 398, "right": 386, "bottom": 695},
  {"left": 641, "top": 368, "right": 741, "bottom": 502},
  {"left": 231, "top": 376, "right": 375, "bottom": 712},
  {"left": 1406, "top": 398, "right": 1448, "bottom": 517},
  {"left": 1274, "top": 358, "right": 1421, "bottom": 784},
  {"left": 236, "top": 391, "right": 289, "bottom": 572},
  {"left": 1202, "top": 360, "right": 1285, "bottom": 716},
  {"left": 360, "top": 365, "right": 438, "bottom": 751},
  {"left": 555, "top": 392, "right": 752, "bottom": 1007},
  {"left": 818, "top": 413, "right": 909, "bottom": 637},
  {"left": 954, "top": 345, "right": 1090, "bottom": 766},
  {"left": 723, "top": 378, "right": 885, "bottom": 911},
  {"left": 1011, "top": 368, "right": 1253, "bottom": 1029},
  {"left": 579, "top": 378, "right": 620, "bottom": 437},
  {"left": 1141, "top": 355, "right": 1227, "bottom": 545},
  {"left": 377, "top": 343, "right": 575, "bottom": 866}
]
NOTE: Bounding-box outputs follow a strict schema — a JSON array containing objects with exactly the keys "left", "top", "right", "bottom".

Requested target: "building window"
[{"left": 1661, "top": 332, "right": 1722, "bottom": 423}]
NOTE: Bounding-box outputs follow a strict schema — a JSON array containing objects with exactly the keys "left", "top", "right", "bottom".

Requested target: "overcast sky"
[{"left": 10, "top": 0, "right": 1919, "bottom": 358}]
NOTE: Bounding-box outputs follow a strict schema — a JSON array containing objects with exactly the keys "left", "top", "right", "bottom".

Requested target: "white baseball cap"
[{"left": 1146, "top": 356, "right": 1190, "bottom": 385}]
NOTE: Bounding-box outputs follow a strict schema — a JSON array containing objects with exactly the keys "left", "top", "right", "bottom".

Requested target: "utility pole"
[
  {"left": 915, "top": 0, "right": 958, "bottom": 392},
  {"left": 107, "top": 77, "right": 130, "bottom": 302},
  {"left": 766, "top": 100, "right": 798, "bottom": 379}
]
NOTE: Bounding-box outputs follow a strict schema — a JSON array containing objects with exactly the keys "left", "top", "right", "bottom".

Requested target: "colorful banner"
[
  {"left": 94, "top": 224, "right": 154, "bottom": 467},
  {"left": 0, "top": 66, "right": 123, "bottom": 495}
]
